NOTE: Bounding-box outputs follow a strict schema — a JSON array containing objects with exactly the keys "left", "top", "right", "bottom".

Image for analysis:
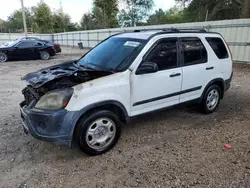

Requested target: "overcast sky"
[{"left": 0, "top": 0, "right": 176, "bottom": 23}]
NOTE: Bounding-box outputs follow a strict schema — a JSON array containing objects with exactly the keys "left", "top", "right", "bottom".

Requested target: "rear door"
[
  {"left": 33, "top": 41, "right": 46, "bottom": 56},
  {"left": 179, "top": 37, "right": 214, "bottom": 103}
]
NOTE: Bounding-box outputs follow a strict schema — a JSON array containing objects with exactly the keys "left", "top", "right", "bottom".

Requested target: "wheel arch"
[
  {"left": 201, "top": 78, "right": 225, "bottom": 101},
  {"left": 0, "top": 51, "right": 8, "bottom": 61},
  {"left": 69, "top": 100, "right": 129, "bottom": 145},
  {"left": 0, "top": 50, "right": 8, "bottom": 54},
  {"left": 0, "top": 50, "right": 8, "bottom": 55}
]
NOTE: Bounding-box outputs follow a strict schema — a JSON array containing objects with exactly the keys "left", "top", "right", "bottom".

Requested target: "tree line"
[
  {"left": 0, "top": 0, "right": 250, "bottom": 33},
  {"left": 0, "top": 1, "right": 78, "bottom": 33}
]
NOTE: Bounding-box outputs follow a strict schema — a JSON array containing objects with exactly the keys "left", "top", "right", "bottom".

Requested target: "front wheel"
[
  {"left": 201, "top": 85, "right": 221, "bottom": 114},
  {"left": 0, "top": 52, "right": 8, "bottom": 62},
  {"left": 40, "top": 51, "right": 50, "bottom": 60},
  {"left": 76, "top": 110, "right": 121, "bottom": 156}
]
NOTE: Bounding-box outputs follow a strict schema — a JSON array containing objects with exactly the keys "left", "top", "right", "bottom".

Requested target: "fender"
[
  {"left": 68, "top": 100, "right": 129, "bottom": 145},
  {"left": 200, "top": 78, "right": 225, "bottom": 102}
]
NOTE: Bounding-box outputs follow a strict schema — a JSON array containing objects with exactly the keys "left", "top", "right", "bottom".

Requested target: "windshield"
[{"left": 77, "top": 37, "right": 146, "bottom": 72}]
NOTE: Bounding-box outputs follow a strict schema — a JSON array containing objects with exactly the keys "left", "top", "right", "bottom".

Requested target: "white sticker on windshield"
[{"left": 124, "top": 41, "right": 140, "bottom": 47}]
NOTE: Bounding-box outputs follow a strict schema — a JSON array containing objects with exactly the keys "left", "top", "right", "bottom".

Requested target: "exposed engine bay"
[{"left": 21, "top": 60, "right": 112, "bottom": 105}]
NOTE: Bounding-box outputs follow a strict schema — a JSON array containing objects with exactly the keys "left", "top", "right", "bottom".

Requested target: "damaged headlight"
[{"left": 35, "top": 88, "right": 73, "bottom": 110}]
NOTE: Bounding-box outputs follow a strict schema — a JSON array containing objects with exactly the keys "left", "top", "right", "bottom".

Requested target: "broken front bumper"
[{"left": 20, "top": 101, "right": 76, "bottom": 147}]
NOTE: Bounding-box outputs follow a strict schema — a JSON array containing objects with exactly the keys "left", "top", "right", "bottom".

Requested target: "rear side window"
[
  {"left": 34, "top": 42, "right": 44, "bottom": 46},
  {"left": 181, "top": 37, "right": 207, "bottom": 65},
  {"left": 206, "top": 37, "right": 229, "bottom": 59}
]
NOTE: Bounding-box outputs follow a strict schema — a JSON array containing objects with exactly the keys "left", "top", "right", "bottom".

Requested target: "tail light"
[{"left": 52, "top": 46, "right": 56, "bottom": 52}]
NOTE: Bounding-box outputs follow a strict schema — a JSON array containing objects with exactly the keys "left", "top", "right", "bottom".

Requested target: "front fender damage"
[{"left": 21, "top": 60, "right": 112, "bottom": 105}]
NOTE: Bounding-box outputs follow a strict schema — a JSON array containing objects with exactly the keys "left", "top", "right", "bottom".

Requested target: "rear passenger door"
[
  {"left": 179, "top": 37, "right": 215, "bottom": 103},
  {"left": 33, "top": 41, "right": 45, "bottom": 56}
]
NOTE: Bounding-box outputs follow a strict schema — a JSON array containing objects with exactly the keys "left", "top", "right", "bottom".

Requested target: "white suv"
[{"left": 20, "top": 28, "right": 233, "bottom": 155}]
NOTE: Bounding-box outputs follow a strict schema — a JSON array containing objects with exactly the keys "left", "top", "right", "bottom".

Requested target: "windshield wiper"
[
  {"left": 73, "top": 61, "right": 96, "bottom": 71},
  {"left": 80, "top": 64, "right": 95, "bottom": 70}
]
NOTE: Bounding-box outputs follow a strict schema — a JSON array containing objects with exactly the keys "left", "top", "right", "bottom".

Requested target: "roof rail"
[
  {"left": 133, "top": 27, "right": 207, "bottom": 33},
  {"left": 133, "top": 28, "right": 178, "bottom": 32},
  {"left": 177, "top": 28, "right": 207, "bottom": 33}
]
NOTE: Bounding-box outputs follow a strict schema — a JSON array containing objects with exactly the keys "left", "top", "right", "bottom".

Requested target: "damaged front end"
[
  {"left": 19, "top": 60, "right": 112, "bottom": 147},
  {"left": 21, "top": 60, "right": 112, "bottom": 106}
]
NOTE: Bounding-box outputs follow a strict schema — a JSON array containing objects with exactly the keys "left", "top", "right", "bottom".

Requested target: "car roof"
[
  {"left": 20, "top": 37, "right": 48, "bottom": 42},
  {"left": 113, "top": 28, "right": 221, "bottom": 40},
  {"left": 19, "top": 39, "right": 40, "bottom": 42},
  {"left": 113, "top": 31, "right": 161, "bottom": 40},
  {"left": 17, "top": 39, "right": 51, "bottom": 46}
]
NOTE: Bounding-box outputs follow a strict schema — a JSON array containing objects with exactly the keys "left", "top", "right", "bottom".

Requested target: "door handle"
[
  {"left": 206, "top": 67, "right": 214, "bottom": 70},
  {"left": 170, "top": 73, "right": 181, "bottom": 77}
]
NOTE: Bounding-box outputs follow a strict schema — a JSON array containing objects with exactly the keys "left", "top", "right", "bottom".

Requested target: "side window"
[
  {"left": 206, "top": 37, "right": 229, "bottom": 59},
  {"left": 145, "top": 38, "right": 178, "bottom": 71},
  {"left": 34, "top": 42, "right": 44, "bottom": 46},
  {"left": 181, "top": 37, "right": 207, "bottom": 65},
  {"left": 17, "top": 41, "right": 33, "bottom": 48}
]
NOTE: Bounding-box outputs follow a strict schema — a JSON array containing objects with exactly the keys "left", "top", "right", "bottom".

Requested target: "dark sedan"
[
  {"left": 21, "top": 37, "right": 62, "bottom": 53},
  {"left": 0, "top": 40, "right": 56, "bottom": 62}
]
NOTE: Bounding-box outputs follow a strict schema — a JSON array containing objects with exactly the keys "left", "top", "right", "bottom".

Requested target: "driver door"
[
  {"left": 13, "top": 41, "right": 34, "bottom": 59},
  {"left": 130, "top": 38, "right": 182, "bottom": 116}
]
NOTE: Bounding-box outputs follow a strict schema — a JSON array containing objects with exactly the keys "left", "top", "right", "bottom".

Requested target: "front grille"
[{"left": 22, "top": 86, "right": 41, "bottom": 105}]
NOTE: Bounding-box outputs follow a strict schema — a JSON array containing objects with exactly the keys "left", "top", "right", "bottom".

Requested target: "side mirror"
[{"left": 136, "top": 61, "right": 158, "bottom": 75}]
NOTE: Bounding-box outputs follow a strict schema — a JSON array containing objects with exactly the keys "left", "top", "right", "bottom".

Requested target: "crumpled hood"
[
  {"left": 21, "top": 60, "right": 112, "bottom": 90},
  {"left": 21, "top": 60, "right": 78, "bottom": 88}
]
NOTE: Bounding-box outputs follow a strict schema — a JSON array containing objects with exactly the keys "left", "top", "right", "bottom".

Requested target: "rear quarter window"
[{"left": 206, "top": 37, "right": 229, "bottom": 59}]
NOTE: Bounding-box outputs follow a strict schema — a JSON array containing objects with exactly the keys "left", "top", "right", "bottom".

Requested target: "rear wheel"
[
  {"left": 40, "top": 51, "right": 50, "bottom": 60},
  {"left": 76, "top": 110, "right": 121, "bottom": 156},
  {"left": 201, "top": 85, "right": 221, "bottom": 114},
  {"left": 0, "top": 52, "right": 8, "bottom": 62}
]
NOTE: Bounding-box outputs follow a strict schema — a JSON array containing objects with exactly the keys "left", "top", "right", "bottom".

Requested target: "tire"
[
  {"left": 40, "top": 51, "right": 50, "bottom": 60},
  {"left": 0, "top": 52, "right": 8, "bottom": 62},
  {"left": 201, "top": 85, "right": 221, "bottom": 114},
  {"left": 75, "top": 110, "right": 122, "bottom": 156}
]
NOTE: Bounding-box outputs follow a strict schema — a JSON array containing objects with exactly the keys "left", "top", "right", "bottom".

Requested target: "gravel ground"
[{"left": 0, "top": 48, "right": 250, "bottom": 188}]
